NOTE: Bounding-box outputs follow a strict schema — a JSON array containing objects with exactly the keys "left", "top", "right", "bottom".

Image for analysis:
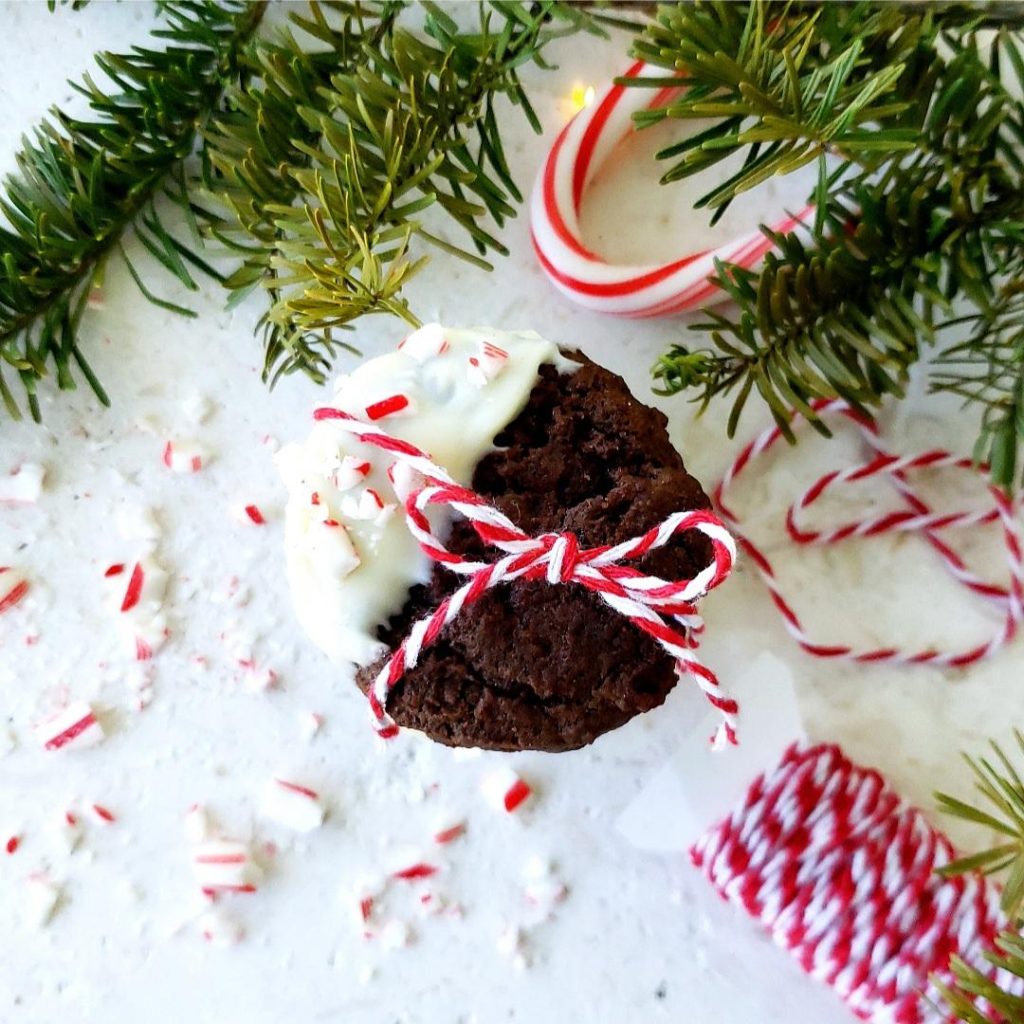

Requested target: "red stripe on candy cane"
[
  {"left": 530, "top": 61, "right": 815, "bottom": 317},
  {"left": 693, "top": 743, "right": 1024, "bottom": 1023}
]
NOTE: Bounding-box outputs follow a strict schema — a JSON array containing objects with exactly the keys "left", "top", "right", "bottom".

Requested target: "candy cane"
[{"left": 530, "top": 61, "right": 815, "bottom": 317}]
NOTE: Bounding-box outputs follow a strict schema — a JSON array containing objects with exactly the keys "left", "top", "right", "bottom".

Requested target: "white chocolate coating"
[{"left": 277, "top": 325, "right": 576, "bottom": 667}]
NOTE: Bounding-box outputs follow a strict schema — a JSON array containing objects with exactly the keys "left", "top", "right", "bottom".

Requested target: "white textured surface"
[{"left": 1, "top": 6, "right": 1021, "bottom": 1024}]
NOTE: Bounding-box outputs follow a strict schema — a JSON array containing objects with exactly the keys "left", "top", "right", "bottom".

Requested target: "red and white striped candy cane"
[
  {"left": 530, "top": 60, "right": 815, "bottom": 318},
  {"left": 693, "top": 742, "right": 1023, "bottom": 1023},
  {"left": 311, "top": 407, "right": 738, "bottom": 747},
  {"left": 715, "top": 399, "right": 1024, "bottom": 668}
]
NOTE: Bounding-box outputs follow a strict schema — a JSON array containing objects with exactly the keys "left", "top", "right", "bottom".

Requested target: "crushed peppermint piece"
[
  {"left": 112, "top": 556, "right": 168, "bottom": 660},
  {"left": 6, "top": 835, "right": 20, "bottom": 855},
  {"left": 481, "top": 768, "right": 533, "bottom": 813},
  {"left": 91, "top": 804, "right": 116, "bottom": 824},
  {"left": 36, "top": 702, "right": 105, "bottom": 752},
  {"left": 0, "top": 567, "right": 29, "bottom": 615},
  {"left": 262, "top": 778, "right": 326, "bottom": 833},
  {"left": 104, "top": 563, "right": 125, "bottom": 578},
  {"left": 199, "top": 907, "right": 244, "bottom": 947},
  {"left": 242, "top": 504, "right": 266, "bottom": 525},
  {"left": 192, "top": 839, "right": 261, "bottom": 895},
  {"left": 181, "top": 393, "right": 214, "bottom": 426},
  {"left": 25, "top": 875, "right": 62, "bottom": 929},
  {"left": 299, "top": 712, "right": 323, "bottom": 742},
  {"left": 115, "top": 503, "right": 161, "bottom": 543},
  {"left": 365, "top": 394, "right": 411, "bottom": 421},
  {"left": 497, "top": 924, "right": 530, "bottom": 970},
  {"left": 378, "top": 919, "right": 414, "bottom": 950},
  {"left": 57, "top": 810, "right": 83, "bottom": 853},
  {"left": 162, "top": 439, "right": 210, "bottom": 473},
  {"left": 398, "top": 323, "right": 449, "bottom": 362},
  {"left": 184, "top": 804, "right": 215, "bottom": 844},
  {"left": 433, "top": 817, "right": 466, "bottom": 845},
  {"left": 0, "top": 462, "right": 45, "bottom": 504},
  {"left": 329, "top": 455, "right": 372, "bottom": 492},
  {"left": 467, "top": 340, "right": 509, "bottom": 388},
  {"left": 391, "top": 862, "right": 440, "bottom": 882}
]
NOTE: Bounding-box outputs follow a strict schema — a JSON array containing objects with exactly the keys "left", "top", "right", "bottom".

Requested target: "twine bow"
[{"left": 313, "top": 406, "right": 739, "bottom": 747}]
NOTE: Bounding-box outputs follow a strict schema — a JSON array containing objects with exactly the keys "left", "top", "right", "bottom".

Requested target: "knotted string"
[{"left": 312, "top": 406, "right": 739, "bottom": 747}]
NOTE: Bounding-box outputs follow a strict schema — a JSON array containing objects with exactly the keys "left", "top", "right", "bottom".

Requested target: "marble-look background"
[{"left": 0, "top": 5, "right": 1017, "bottom": 1023}]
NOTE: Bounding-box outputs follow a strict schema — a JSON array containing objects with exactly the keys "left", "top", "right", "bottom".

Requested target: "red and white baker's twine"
[
  {"left": 694, "top": 743, "right": 1023, "bottom": 1023},
  {"left": 530, "top": 61, "right": 814, "bottom": 318},
  {"left": 311, "top": 405, "right": 739, "bottom": 747},
  {"left": 716, "top": 399, "right": 1024, "bottom": 669}
]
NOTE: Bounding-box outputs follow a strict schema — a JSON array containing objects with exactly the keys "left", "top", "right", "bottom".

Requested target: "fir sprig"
[
  {"left": 634, "top": 1, "right": 1024, "bottom": 486},
  {"left": 936, "top": 731, "right": 1024, "bottom": 1021},
  {"left": 0, "top": 0, "right": 266, "bottom": 419},
  {"left": 198, "top": 0, "right": 612, "bottom": 385}
]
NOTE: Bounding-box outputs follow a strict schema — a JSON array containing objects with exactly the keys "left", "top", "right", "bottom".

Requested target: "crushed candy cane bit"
[
  {"left": 481, "top": 768, "right": 533, "bottom": 814},
  {"left": 36, "top": 702, "right": 105, "bottom": 752},
  {"left": 365, "top": 394, "right": 411, "bottom": 421},
  {"left": 6, "top": 835, "right": 20, "bottom": 855},
  {"left": 497, "top": 924, "right": 530, "bottom": 970},
  {"left": 242, "top": 504, "right": 266, "bottom": 525},
  {"left": 391, "top": 862, "right": 440, "bottom": 882},
  {"left": 162, "top": 439, "right": 210, "bottom": 473},
  {"left": 262, "top": 777, "right": 326, "bottom": 833},
  {"left": 199, "top": 907, "right": 244, "bottom": 947},
  {"left": 184, "top": 804, "right": 215, "bottom": 844},
  {"left": 25, "top": 875, "right": 62, "bottom": 929},
  {"left": 192, "top": 839, "right": 261, "bottom": 895},
  {"left": 0, "top": 567, "right": 29, "bottom": 614},
  {"left": 433, "top": 817, "right": 466, "bottom": 845},
  {"left": 57, "top": 810, "right": 83, "bottom": 853},
  {"left": 379, "top": 919, "right": 414, "bottom": 950},
  {"left": 0, "top": 462, "right": 45, "bottom": 504},
  {"left": 299, "top": 711, "right": 323, "bottom": 742},
  {"left": 328, "top": 454, "right": 372, "bottom": 492},
  {"left": 467, "top": 340, "right": 510, "bottom": 388},
  {"left": 115, "top": 503, "right": 160, "bottom": 543},
  {"left": 398, "top": 323, "right": 449, "bottom": 362},
  {"left": 91, "top": 804, "right": 116, "bottom": 824},
  {"left": 112, "top": 556, "right": 168, "bottom": 661}
]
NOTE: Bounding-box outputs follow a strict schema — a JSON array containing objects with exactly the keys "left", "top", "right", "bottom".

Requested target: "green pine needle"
[
  {"left": 0, "top": 1, "right": 266, "bottom": 420},
  {"left": 635, "top": 1, "right": 1024, "bottom": 488},
  {"left": 196, "top": 0, "right": 613, "bottom": 387},
  {"left": 935, "top": 731, "right": 1024, "bottom": 1021}
]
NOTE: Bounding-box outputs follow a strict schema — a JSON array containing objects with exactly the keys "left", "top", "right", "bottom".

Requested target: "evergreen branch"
[
  {"left": 936, "top": 732, "right": 1024, "bottom": 1022},
  {"left": 633, "top": 2, "right": 1024, "bottom": 484},
  {"left": 939, "top": 933, "right": 1024, "bottom": 1024},
  {"left": 937, "top": 730, "right": 1024, "bottom": 920},
  {"left": 933, "top": 277, "right": 1024, "bottom": 488},
  {"left": 198, "top": 1, "right": 612, "bottom": 386},
  {"left": 0, "top": 1, "right": 266, "bottom": 420}
]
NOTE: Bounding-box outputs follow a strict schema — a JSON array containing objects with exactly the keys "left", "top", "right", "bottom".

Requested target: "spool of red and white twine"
[
  {"left": 529, "top": 60, "right": 815, "bottom": 317},
  {"left": 694, "top": 742, "right": 1023, "bottom": 1023}
]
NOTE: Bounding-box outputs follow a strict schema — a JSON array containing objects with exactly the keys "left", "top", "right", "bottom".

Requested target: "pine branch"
[
  {"left": 632, "top": 2, "right": 1024, "bottom": 485},
  {"left": 0, "top": 1, "right": 266, "bottom": 420},
  {"left": 934, "top": 276, "right": 1024, "bottom": 487},
  {"left": 936, "top": 731, "right": 1024, "bottom": 1022},
  {"left": 197, "top": 1, "right": 612, "bottom": 386}
]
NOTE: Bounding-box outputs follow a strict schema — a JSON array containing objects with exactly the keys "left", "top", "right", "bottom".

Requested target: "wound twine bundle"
[
  {"left": 529, "top": 60, "right": 815, "bottom": 317},
  {"left": 693, "top": 743, "right": 1023, "bottom": 1023},
  {"left": 311, "top": 405, "right": 739, "bottom": 747}
]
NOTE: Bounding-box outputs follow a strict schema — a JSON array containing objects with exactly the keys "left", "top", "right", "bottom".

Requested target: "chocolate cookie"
[{"left": 356, "top": 353, "right": 712, "bottom": 752}]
